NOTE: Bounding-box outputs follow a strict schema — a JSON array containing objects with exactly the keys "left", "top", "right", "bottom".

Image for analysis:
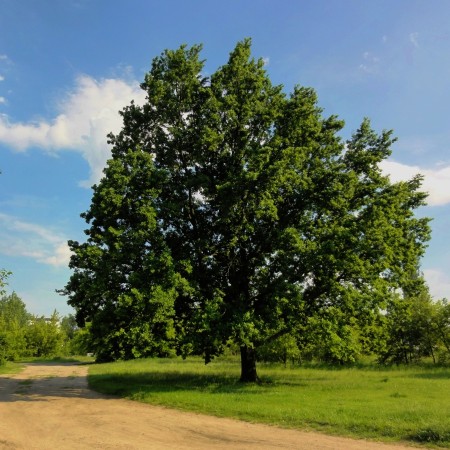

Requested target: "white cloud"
[
  {"left": 380, "top": 160, "right": 450, "bottom": 206},
  {"left": 0, "top": 75, "right": 4, "bottom": 81},
  {"left": 423, "top": 268, "right": 450, "bottom": 300},
  {"left": 359, "top": 51, "right": 380, "bottom": 74},
  {"left": 42, "top": 242, "right": 73, "bottom": 267},
  {"left": 0, "top": 96, "right": 5, "bottom": 104},
  {"left": 0, "top": 213, "right": 71, "bottom": 267},
  {"left": 0, "top": 74, "right": 146, "bottom": 186}
]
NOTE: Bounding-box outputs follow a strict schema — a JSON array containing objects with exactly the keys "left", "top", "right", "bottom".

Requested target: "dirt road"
[{"left": 0, "top": 362, "right": 416, "bottom": 449}]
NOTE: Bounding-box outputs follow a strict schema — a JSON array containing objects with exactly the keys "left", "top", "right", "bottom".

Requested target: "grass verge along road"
[{"left": 89, "top": 357, "right": 450, "bottom": 448}]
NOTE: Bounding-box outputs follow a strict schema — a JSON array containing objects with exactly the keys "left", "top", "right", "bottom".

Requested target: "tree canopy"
[{"left": 63, "top": 39, "right": 431, "bottom": 381}]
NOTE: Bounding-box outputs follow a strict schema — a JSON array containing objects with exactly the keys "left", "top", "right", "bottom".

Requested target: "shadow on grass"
[
  {"left": 0, "top": 374, "right": 103, "bottom": 402},
  {"left": 408, "top": 428, "right": 450, "bottom": 445},
  {"left": 409, "top": 371, "right": 450, "bottom": 380},
  {"left": 88, "top": 371, "right": 266, "bottom": 397},
  {"left": 87, "top": 369, "right": 315, "bottom": 399},
  {"left": 18, "top": 356, "right": 95, "bottom": 365}
]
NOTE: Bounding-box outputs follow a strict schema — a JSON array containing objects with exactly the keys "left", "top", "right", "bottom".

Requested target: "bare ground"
[{"left": 0, "top": 362, "right": 418, "bottom": 449}]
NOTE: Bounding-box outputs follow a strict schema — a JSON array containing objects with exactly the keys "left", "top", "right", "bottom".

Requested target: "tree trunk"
[{"left": 240, "top": 345, "right": 258, "bottom": 382}]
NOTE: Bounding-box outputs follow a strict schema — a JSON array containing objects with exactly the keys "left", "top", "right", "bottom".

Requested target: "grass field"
[
  {"left": 88, "top": 356, "right": 450, "bottom": 448},
  {"left": 0, "top": 361, "right": 22, "bottom": 375},
  {"left": 17, "top": 355, "right": 95, "bottom": 364},
  {"left": 0, "top": 355, "right": 94, "bottom": 374}
]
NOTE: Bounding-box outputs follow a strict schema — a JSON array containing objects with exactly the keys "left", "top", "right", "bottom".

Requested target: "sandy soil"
[{"left": 0, "top": 362, "right": 417, "bottom": 449}]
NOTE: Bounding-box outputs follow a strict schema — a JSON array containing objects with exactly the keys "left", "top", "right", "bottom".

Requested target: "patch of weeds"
[
  {"left": 390, "top": 392, "right": 406, "bottom": 398},
  {"left": 410, "top": 428, "right": 450, "bottom": 444},
  {"left": 18, "top": 379, "right": 33, "bottom": 386}
]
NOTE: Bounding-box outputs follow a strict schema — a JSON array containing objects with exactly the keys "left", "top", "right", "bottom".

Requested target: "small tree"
[
  {"left": 377, "top": 288, "right": 444, "bottom": 365},
  {"left": 0, "top": 291, "right": 29, "bottom": 362},
  {"left": 64, "top": 40, "right": 431, "bottom": 381},
  {"left": 257, "top": 334, "right": 301, "bottom": 367},
  {"left": 434, "top": 299, "right": 450, "bottom": 362},
  {"left": 25, "top": 312, "right": 65, "bottom": 357},
  {"left": 0, "top": 269, "right": 11, "bottom": 296}
]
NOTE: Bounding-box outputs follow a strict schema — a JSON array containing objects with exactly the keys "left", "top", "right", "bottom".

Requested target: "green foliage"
[
  {"left": 257, "top": 334, "right": 301, "bottom": 366},
  {"left": 300, "top": 312, "right": 362, "bottom": 364},
  {"left": 0, "top": 360, "right": 22, "bottom": 374},
  {"left": 0, "top": 292, "right": 30, "bottom": 363},
  {"left": 60, "top": 314, "right": 77, "bottom": 339},
  {"left": 0, "top": 289, "right": 112, "bottom": 362},
  {"left": 64, "top": 39, "right": 431, "bottom": 381},
  {"left": 67, "top": 324, "right": 92, "bottom": 356},
  {"left": 377, "top": 289, "right": 450, "bottom": 365},
  {"left": 434, "top": 299, "right": 450, "bottom": 363},
  {"left": 0, "top": 269, "right": 11, "bottom": 296},
  {"left": 25, "top": 311, "right": 65, "bottom": 357}
]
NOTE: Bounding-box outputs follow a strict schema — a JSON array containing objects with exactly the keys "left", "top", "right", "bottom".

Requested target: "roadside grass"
[
  {"left": 88, "top": 356, "right": 450, "bottom": 448},
  {"left": 18, "top": 355, "right": 95, "bottom": 364},
  {"left": 1, "top": 355, "right": 95, "bottom": 375},
  {"left": 0, "top": 361, "right": 22, "bottom": 375}
]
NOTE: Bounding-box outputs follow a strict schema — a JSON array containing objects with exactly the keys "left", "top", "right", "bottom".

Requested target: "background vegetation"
[
  {"left": 1, "top": 285, "right": 449, "bottom": 368},
  {"left": 0, "top": 275, "right": 89, "bottom": 365}
]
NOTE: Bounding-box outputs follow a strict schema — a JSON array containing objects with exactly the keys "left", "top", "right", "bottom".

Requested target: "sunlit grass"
[
  {"left": 0, "top": 361, "right": 23, "bottom": 375},
  {"left": 88, "top": 356, "right": 450, "bottom": 447}
]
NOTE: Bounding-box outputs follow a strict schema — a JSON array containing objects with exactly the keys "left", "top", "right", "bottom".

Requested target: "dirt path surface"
[{"left": 0, "top": 362, "right": 417, "bottom": 449}]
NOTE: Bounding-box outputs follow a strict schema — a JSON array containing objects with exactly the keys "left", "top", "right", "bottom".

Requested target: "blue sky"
[{"left": 1, "top": 0, "right": 450, "bottom": 316}]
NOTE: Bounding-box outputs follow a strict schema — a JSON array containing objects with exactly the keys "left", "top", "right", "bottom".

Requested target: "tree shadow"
[
  {"left": 0, "top": 362, "right": 111, "bottom": 403},
  {"left": 87, "top": 369, "right": 309, "bottom": 399},
  {"left": 409, "top": 371, "right": 450, "bottom": 380}
]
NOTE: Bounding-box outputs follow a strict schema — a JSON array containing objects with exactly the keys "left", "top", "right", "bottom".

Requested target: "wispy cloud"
[
  {"left": 0, "top": 96, "right": 6, "bottom": 104},
  {"left": 0, "top": 75, "right": 4, "bottom": 82},
  {"left": 0, "top": 75, "right": 146, "bottom": 186},
  {"left": 359, "top": 51, "right": 380, "bottom": 74},
  {"left": 0, "top": 54, "right": 12, "bottom": 68},
  {"left": 0, "top": 213, "right": 71, "bottom": 267},
  {"left": 380, "top": 160, "right": 450, "bottom": 206}
]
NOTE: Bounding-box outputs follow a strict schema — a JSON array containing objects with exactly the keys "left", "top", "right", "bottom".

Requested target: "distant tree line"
[
  {"left": 1, "top": 269, "right": 448, "bottom": 366},
  {"left": 0, "top": 272, "right": 88, "bottom": 364},
  {"left": 257, "top": 286, "right": 450, "bottom": 366}
]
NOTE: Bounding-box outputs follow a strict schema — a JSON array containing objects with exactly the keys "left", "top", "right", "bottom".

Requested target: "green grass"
[
  {"left": 88, "top": 357, "right": 450, "bottom": 448},
  {"left": 0, "top": 361, "right": 23, "bottom": 375},
  {"left": 18, "top": 355, "right": 95, "bottom": 364}
]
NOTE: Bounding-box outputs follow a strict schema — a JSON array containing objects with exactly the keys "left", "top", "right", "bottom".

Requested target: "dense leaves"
[
  {"left": 63, "top": 40, "right": 431, "bottom": 380},
  {"left": 0, "top": 292, "right": 29, "bottom": 362},
  {"left": 0, "top": 291, "right": 75, "bottom": 363}
]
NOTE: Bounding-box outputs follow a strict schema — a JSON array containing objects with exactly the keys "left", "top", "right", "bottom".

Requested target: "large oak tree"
[{"left": 63, "top": 40, "right": 430, "bottom": 381}]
